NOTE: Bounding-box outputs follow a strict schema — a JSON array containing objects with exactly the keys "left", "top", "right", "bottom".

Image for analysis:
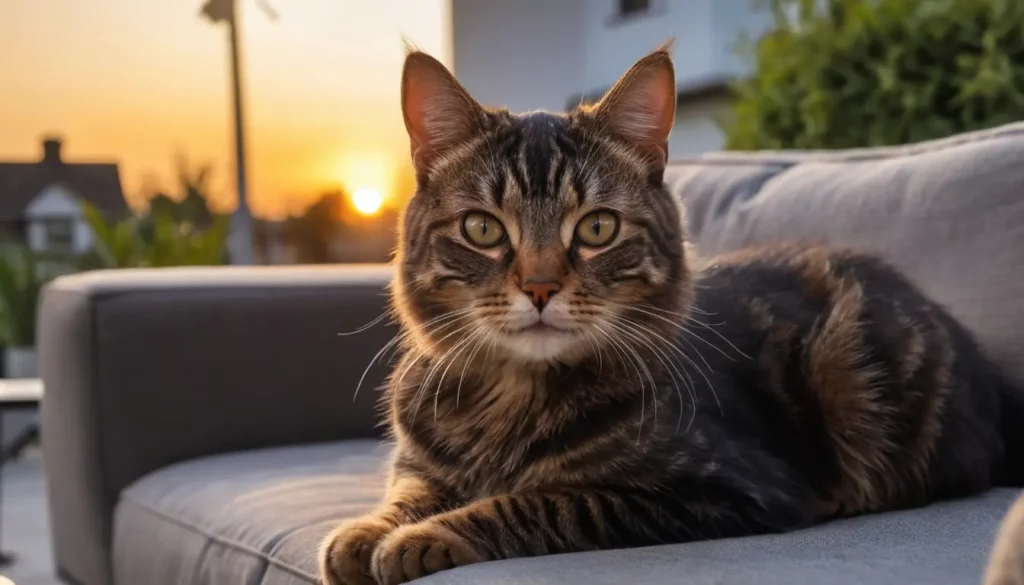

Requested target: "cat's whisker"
[
  {"left": 621, "top": 302, "right": 747, "bottom": 362},
  {"left": 418, "top": 322, "right": 477, "bottom": 398},
  {"left": 634, "top": 300, "right": 716, "bottom": 318},
  {"left": 604, "top": 320, "right": 666, "bottom": 427},
  {"left": 432, "top": 324, "right": 490, "bottom": 421},
  {"left": 591, "top": 322, "right": 653, "bottom": 444},
  {"left": 607, "top": 316, "right": 703, "bottom": 428},
  {"left": 611, "top": 316, "right": 701, "bottom": 431},
  {"left": 580, "top": 329, "right": 604, "bottom": 376},
  {"left": 337, "top": 310, "right": 393, "bottom": 337},
  {"left": 456, "top": 327, "right": 495, "bottom": 409},
  {"left": 634, "top": 302, "right": 750, "bottom": 361},
  {"left": 410, "top": 320, "right": 482, "bottom": 420},
  {"left": 612, "top": 312, "right": 722, "bottom": 417},
  {"left": 593, "top": 299, "right": 724, "bottom": 417}
]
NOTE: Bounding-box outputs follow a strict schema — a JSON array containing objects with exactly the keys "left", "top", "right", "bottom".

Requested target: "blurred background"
[{"left": 3, "top": 0, "right": 1024, "bottom": 581}]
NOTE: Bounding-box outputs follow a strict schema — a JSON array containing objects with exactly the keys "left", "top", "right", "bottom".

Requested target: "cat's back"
[{"left": 688, "top": 243, "right": 1007, "bottom": 515}]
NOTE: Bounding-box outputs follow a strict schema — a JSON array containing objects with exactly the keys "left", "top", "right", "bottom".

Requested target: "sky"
[{"left": 1, "top": 0, "right": 450, "bottom": 219}]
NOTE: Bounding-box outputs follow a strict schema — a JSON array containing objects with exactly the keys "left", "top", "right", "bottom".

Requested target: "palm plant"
[
  {"left": 81, "top": 201, "right": 229, "bottom": 269},
  {"left": 0, "top": 249, "right": 46, "bottom": 347}
]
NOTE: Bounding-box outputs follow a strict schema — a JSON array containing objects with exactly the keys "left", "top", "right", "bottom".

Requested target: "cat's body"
[
  {"left": 383, "top": 244, "right": 1014, "bottom": 547},
  {"left": 320, "top": 46, "right": 1024, "bottom": 585}
]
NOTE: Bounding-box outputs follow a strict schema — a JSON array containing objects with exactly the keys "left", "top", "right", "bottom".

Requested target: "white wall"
[
  {"left": 580, "top": 0, "right": 716, "bottom": 92},
  {"left": 579, "top": 0, "right": 771, "bottom": 96},
  {"left": 452, "top": 0, "right": 585, "bottom": 112},
  {"left": 24, "top": 183, "right": 93, "bottom": 253},
  {"left": 669, "top": 94, "right": 731, "bottom": 159},
  {"left": 712, "top": 0, "right": 775, "bottom": 75},
  {"left": 451, "top": 0, "right": 771, "bottom": 155}
]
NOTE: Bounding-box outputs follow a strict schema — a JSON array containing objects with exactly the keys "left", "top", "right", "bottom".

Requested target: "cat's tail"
[{"left": 999, "top": 377, "right": 1024, "bottom": 486}]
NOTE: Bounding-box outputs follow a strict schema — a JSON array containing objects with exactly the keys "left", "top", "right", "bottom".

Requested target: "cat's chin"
[{"left": 496, "top": 326, "right": 587, "bottom": 364}]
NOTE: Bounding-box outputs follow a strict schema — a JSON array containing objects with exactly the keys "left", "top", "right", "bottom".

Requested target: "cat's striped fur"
[{"left": 320, "top": 46, "right": 1024, "bottom": 585}]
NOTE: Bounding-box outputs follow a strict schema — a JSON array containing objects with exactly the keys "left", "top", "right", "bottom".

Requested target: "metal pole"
[
  {"left": 0, "top": 411, "right": 11, "bottom": 567},
  {"left": 226, "top": 0, "right": 255, "bottom": 265}
]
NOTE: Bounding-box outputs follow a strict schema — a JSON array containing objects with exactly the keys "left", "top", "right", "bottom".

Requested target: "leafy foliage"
[
  {"left": 147, "top": 155, "right": 217, "bottom": 227},
  {"left": 724, "top": 0, "right": 1024, "bottom": 150},
  {"left": 82, "top": 201, "right": 229, "bottom": 268},
  {"left": 0, "top": 249, "right": 47, "bottom": 346},
  {"left": 79, "top": 155, "right": 229, "bottom": 268}
]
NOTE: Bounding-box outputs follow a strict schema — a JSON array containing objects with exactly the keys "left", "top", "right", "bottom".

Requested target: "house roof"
[{"left": 0, "top": 138, "right": 127, "bottom": 220}]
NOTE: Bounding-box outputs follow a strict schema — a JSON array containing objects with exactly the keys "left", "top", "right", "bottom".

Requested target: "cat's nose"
[{"left": 521, "top": 280, "right": 561, "bottom": 311}]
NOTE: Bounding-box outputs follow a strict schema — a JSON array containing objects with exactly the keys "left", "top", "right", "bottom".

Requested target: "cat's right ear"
[{"left": 401, "top": 51, "right": 483, "bottom": 172}]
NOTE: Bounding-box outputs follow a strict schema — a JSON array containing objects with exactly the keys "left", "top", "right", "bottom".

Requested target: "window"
[
  {"left": 41, "top": 218, "right": 74, "bottom": 250},
  {"left": 618, "top": 0, "right": 650, "bottom": 18}
]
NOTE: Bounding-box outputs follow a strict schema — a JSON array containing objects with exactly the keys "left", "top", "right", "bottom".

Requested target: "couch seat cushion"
[
  {"left": 113, "top": 440, "right": 389, "bottom": 585},
  {"left": 113, "top": 440, "right": 1019, "bottom": 585}
]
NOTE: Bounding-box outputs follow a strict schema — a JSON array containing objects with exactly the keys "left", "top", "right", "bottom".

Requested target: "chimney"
[{"left": 42, "top": 136, "right": 63, "bottom": 164}]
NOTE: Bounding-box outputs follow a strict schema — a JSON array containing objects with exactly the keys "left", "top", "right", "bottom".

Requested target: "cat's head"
[{"left": 393, "top": 45, "right": 692, "bottom": 366}]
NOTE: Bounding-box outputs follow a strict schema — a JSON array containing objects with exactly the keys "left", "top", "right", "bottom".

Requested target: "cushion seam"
[{"left": 117, "top": 496, "right": 318, "bottom": 583}]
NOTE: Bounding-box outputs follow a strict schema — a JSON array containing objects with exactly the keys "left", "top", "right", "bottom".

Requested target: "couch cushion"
[
  {"left": 666, "top": 122, "right": 1024, "bottom": 384},
  {"left": 113, "top": 440, "right": 389, "bottom": 585},
  {"left": 113, "top": 441, "right": 1020, "bottom": 585}
]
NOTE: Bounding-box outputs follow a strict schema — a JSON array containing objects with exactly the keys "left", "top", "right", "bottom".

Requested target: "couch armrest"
[{"left": 39, "top": 264, "right": 396, "bottom": 585}]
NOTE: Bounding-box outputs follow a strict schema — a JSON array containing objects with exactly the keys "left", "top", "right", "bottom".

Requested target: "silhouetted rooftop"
[{"left": 0, "top": 137, "right": 126, "bottom": 220}]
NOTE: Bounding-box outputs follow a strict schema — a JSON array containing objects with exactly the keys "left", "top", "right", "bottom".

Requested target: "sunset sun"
[{"left": 352, "top": 187, "right": 384, "bottom": 216}]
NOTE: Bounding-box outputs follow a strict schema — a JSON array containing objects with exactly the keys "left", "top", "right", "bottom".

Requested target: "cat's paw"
[
  {"left": 371, "top": 521, "right": 484, "bottom": 585},
  {"left": 319, "top": 516, "right": 394, "bottom": 585}
]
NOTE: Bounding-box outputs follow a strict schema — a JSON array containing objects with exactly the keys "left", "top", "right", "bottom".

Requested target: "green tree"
[
  {"left": 724, "top": 0, "right": 1024, "bottom": 150},
  {"left": 146, "top": 154, "right": 217, "bottom": 228},
  {"left": 282, "top": 189, "right": 349, "bottom": 264}
]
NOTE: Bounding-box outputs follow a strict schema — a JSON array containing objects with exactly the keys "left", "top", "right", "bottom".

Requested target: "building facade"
[{"left": 451, "top": 0, "right": 772, "bottom": 158}]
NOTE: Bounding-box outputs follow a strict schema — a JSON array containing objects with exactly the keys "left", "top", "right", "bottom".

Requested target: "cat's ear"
[
  {"left": 401, "top": 50, "right": 484, "bottom": 172},
  {"left": 592, "top": 43, "right": 676, "bottom": 171}
]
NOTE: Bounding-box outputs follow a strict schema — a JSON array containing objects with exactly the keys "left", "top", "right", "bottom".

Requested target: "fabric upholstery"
[
  {"left": 666, "top": 121, "right": 1024, "bottom": 384},
  {"left": 39, "top": 266, "right": 396, "bottom": 585},
  {"left": 112, "top": 441, "right": 1021, "bottom": 585},
  {"left": 113, "top": 441, "right": 389, "bottom": 585}
]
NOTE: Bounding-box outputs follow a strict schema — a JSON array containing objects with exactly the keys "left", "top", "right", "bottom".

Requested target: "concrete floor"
[{"left": 2, "top": 447, "right": 60, "bottom": 585}]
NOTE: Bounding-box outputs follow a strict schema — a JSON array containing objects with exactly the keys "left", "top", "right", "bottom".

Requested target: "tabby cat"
[{"left": 319, "top": 45, "right": 1024, "bottom": 585}]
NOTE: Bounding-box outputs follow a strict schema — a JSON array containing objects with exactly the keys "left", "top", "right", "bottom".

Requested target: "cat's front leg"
[
  {"left": 371, "top": 485, "right": 812, "bottom": 584},
  {"left": 370, "top": 488, "right": 678, "bottom": 585},
  {"left": 319, "top": 475, "right": 451, "bottom": 585}
]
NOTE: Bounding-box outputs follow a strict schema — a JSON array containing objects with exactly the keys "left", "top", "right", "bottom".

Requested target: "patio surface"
[{"left": 2, "top": 447, "right": 59, "bottom": 585}]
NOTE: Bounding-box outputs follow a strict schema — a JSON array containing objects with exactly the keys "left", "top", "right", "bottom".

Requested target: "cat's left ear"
[
  {"left": 401, "top": 49, "right": 485, "bottom": 173},
  {"left": 592, "top": 43, "right": 676, "bottom": 172}
]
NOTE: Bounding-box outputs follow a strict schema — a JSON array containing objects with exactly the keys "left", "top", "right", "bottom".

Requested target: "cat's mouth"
[
  {"left": 511, "top": 321, "right": 572, "bottom": 335},
  {"left": 497, "top": 318, "right": 585, "bottom": 363}
]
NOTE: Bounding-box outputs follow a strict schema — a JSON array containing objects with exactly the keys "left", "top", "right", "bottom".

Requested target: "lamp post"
[{"left": 200, "top": 0, "right": 276, "bottom": 265}]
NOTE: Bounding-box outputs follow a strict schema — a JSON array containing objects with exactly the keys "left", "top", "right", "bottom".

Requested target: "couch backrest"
[{"left": 666, "top": 122, "right": 1024, "bottom": 383}]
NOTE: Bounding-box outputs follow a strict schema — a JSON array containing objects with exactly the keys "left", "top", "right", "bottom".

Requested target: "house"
[
  {"left": 0, "top": 136, "right": 127, "bottom": 254},
  {"left": 451, "top": 0, "right": 773, "bottom": 158}
]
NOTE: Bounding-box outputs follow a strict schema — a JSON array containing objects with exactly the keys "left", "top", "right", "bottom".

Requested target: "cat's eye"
[
  {"left": 461, "top": 212, "right": 506, "bottom": 247},
  {"left": 574, "top": 211, "right": 619, "bottom": 247}
]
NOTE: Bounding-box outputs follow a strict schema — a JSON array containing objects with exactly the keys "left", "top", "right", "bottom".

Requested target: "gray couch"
[{"left": 40, "top": 122, "right": 1024, "bottom": 585}]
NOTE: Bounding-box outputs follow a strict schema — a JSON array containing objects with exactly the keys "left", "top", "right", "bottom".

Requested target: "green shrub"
[
  {"left": 0, "top": 249, "right": 47, "bottom": 347},
  {"left": 724, "top": 0, "right": 1024, "bottom": 150},
  {"left": 82, "top": 202, "right": 229, "bottom": 268}
]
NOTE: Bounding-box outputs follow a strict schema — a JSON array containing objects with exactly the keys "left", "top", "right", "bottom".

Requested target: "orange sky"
[{"left": 1, "top": 0, "right": 450, "bottom": 219}]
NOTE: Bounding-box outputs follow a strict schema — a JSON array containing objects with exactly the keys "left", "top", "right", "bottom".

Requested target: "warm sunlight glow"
[{"left": 352, "top": 188, "right": 384, "bottom": 216}]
